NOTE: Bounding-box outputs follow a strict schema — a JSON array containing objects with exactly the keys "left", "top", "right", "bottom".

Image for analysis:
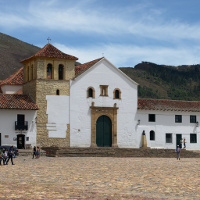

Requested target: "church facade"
[{"left": 0, "top": 43, "right": 200, "bottom": 150}]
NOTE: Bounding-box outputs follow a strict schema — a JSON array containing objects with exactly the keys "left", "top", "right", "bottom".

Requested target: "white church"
[{"left": 0, "top": 43, "right": 200, "bottom": 150}]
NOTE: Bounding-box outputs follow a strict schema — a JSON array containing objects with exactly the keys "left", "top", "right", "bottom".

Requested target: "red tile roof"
[
  {"left": 21, "top": 43, "right": 78, "bottom": 63},
  {"left": 0, "top": 94, "right": 38, "bottom": 110},
  {"left": 0, "top": 67, "right": 23, "bottom": 86},
  {"left": 75, "top": 57, "right": 103, "bottom": 77},
  {"left": 138, "top": 98, "right": 200, "bottom": 112}
]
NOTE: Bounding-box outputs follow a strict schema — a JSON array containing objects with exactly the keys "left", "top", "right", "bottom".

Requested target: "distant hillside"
[
  {"left": 0, "top": 32, "right": 40, "bottom": 80},
  {"left": 120, "top": 62, "right": 200, "bottom": 101},
  {"left": 1, "top": 33, "right": 200, "bottom": 101}
]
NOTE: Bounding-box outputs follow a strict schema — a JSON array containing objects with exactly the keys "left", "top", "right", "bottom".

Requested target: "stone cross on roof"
[{"left": 47, "top": 37, "right": 51, "bottom": 43}]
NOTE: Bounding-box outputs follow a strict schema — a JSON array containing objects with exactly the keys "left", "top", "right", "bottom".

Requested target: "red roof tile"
[
  {"left": 138, "top": 98, "right": 200, "bottom": 112},
  {"left": 0, "top": 94, "right": 38, "bottom": 110},
  {"left": 75, "top": 57, "right": 103, "bottom": 77},
  {"left": 0, "top": 67, "right": 23, "bottom": 86},
  {"left": 21, "top": 43, "right": 78, "bottom": 63}
]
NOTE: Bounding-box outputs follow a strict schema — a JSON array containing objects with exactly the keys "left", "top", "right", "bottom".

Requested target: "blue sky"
[{"left": 1, "top": 0, "right": 200, "bottom": 67}]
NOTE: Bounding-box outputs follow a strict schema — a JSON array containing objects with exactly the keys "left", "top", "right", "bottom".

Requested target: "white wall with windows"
[
  {"left": 136, "top": 110, "right": 200, "bottom": 150},
  {"left": 0, "top": 109, "right": 37, "bottom": 148}
]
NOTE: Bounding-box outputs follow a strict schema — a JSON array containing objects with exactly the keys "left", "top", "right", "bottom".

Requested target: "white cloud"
[
  {"left": 1, "top": 0, "right": 200, "bottom": 42},
  {"left": 1, "top": 0, "right": 200, "bottom": 67},
  {"left": 54, "top": 42, "right": 200, "bottom": 67}
]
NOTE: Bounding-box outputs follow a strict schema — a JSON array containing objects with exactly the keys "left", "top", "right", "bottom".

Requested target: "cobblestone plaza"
[{"left": 1, "top": 156, "right": 200, "bottom": 199}]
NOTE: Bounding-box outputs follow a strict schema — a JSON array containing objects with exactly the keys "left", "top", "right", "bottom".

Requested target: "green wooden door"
[
  {"left": 176, "top": 134, "right": 182, "bottom": 147},
  {"left": 96, "top": 115, "right": 112, "bottom": 147}
]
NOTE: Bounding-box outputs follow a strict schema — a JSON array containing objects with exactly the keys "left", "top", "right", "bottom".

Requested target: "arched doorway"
[
  {"left": 17, "top": 134, "right": 25, "bottom": 149},
  {"left": 96, "top": 115, "right": 112, "bottom": 147}
]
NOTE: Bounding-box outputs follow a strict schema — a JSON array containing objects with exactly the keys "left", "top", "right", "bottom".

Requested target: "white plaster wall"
[
  {"left": 46, "top": 95, "right": 69, "bottom": 138},
  {"left": 0, "top": 109, "right": 37, "bottom": 147},
  {"left": 70, "top": 59, "right": 138, "bottom": 147},
  {"left": 1, "top": 85, "right": 22, "bottom": 94},
  {"left": 137, "top": 110, "right": 200, "bottom": 150}
]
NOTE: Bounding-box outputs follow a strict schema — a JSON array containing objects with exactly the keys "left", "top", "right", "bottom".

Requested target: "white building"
[
  {"left": 0, "top": 67, "right": 38, "bottom": 148},
  {"left": 0, "top": 43, "right": 199, "bottom": 150},
  {"left": 137, "top": 99, "right": 200, "bottom": 150}
]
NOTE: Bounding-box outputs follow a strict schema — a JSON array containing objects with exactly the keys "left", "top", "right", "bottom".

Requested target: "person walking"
[
  {"left": 0, "top": 147, "right": 3, "bottom": 166},
  {"left": 179, "top": 138, "right": 183, "bottom": 149},
  {"left": 32, "top": 146, "right": 36, "bottom": 159},
  {"left": 176, "top": 145, "right": 181, "bottom": 160},
  {"left": 6, "top": 146, "right": 15, "bottom": 165},
  {"left": 3, "top": 148, "right": 7, "bottom": 165},
  {"left": 36, "top": 146, "right": 40, "bottom": 158}
]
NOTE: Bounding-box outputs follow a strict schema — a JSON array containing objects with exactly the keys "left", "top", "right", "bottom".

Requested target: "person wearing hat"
[{"left": 176, "top": 145, "right": 181, "bottom": 160}]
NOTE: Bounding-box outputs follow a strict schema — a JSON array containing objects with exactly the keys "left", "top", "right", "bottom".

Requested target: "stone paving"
[{"left": 0, "top": 156, "right": 200, "bottom": 200}]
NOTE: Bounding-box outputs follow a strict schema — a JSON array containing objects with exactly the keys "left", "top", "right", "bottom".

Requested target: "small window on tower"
[
  {"left": 47, "top": 64, "right": 53, "bottom": 79},
  {"left": 30, "top": 65, "right": 33, "bottom": 80},
  {"left": 27, "top": 66, "right": 29, "bottom": 81},
  {"left": 58, "top": 64, "right": 64, "bottom": 80}
]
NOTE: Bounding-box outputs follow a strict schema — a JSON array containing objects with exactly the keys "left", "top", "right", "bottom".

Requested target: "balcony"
[{"left": 15, "top": 121, "right": 28, "bottom": 130}]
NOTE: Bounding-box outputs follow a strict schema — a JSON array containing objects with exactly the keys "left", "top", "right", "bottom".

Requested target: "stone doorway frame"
[{"left": 90, "top": 104, "right": 118, "bottom": 147}]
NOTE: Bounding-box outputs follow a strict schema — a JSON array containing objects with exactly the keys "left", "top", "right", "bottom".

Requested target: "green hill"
[
  {"left": 120, "top": 62, "right": 200, "bottom": 101},
  {"left": 0, "top": 32, "right": 40, "bottom": 80}
]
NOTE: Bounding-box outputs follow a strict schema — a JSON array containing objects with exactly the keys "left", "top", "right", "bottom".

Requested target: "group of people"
[
  {"left": 0, "top": 146, "right": 15, "bottom": 165},
  {"left": 176, "top": 138, "right": 186, "bottom": 160},
  {"left": 32, "top": 146, "right": 40, "bottom": 159}
]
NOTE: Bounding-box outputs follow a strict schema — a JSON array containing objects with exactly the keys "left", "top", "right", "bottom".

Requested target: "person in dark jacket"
[
  {"left": 6, "top": 146, "right": 15, "bottom": 165},
  {"left": 32, "top": 146, "right": 36, "bottom": 159},
  {"left": 176, "top": 145, "right": 181, "bottom": 160}
]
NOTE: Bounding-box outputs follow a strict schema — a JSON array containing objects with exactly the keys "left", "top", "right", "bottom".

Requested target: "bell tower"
[{"left": 21, "top": 43, "right": 78, "bottom": 147}]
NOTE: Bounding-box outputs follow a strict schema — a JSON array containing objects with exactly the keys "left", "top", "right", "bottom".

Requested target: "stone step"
[
  {"left": 18, "top": 149, "right": 46, "bottom": 156},
  {"left": 42, "top": 147, "right": 200, "bottom": 158}
]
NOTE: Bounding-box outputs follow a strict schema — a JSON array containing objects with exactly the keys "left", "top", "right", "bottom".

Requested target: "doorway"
[
  {"left": 96, "top": 115, "right": 112, "bottom": 147},
  {"left": 17, "top": 134, "right": 25, "bottom": 149},
  {"left": 176, "top": 134, "right": 182, "bottom": 148}
]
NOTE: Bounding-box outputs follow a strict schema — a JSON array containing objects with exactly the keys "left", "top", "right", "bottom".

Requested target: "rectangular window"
[
  {"left": 190, "top": 134, "right": 197, "bottom": 143},
  {"left": 100, "top": 85, "right": 108, "bottom": 96},
  {"left": 175, "top": 115, "right": 182, "bottom": 123},
  {"left": 17, "top": 114, "right": 25, "bottom": 125},
  {"left": 190, "top": 115, "right": 196, "bottom": 123},
  {"left": 15, "top": 114, "right": 28, "bottom": 130},
  {"left": 26, "top": 137, "right": 29, "bottom": 141},
  {"left": 166, "top": 133, "right": 172, "bottom": 143},
  {"left": 149, "top": 114, "right": 155, "bottom": 122}
]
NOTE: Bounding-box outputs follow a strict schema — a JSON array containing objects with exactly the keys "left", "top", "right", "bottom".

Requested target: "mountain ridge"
[
  {"left": 0, "top": 32, "right": 41, "bottom": 80},
  {"left": 1, "top": 32, "right": 200, "bottom": 101}
]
